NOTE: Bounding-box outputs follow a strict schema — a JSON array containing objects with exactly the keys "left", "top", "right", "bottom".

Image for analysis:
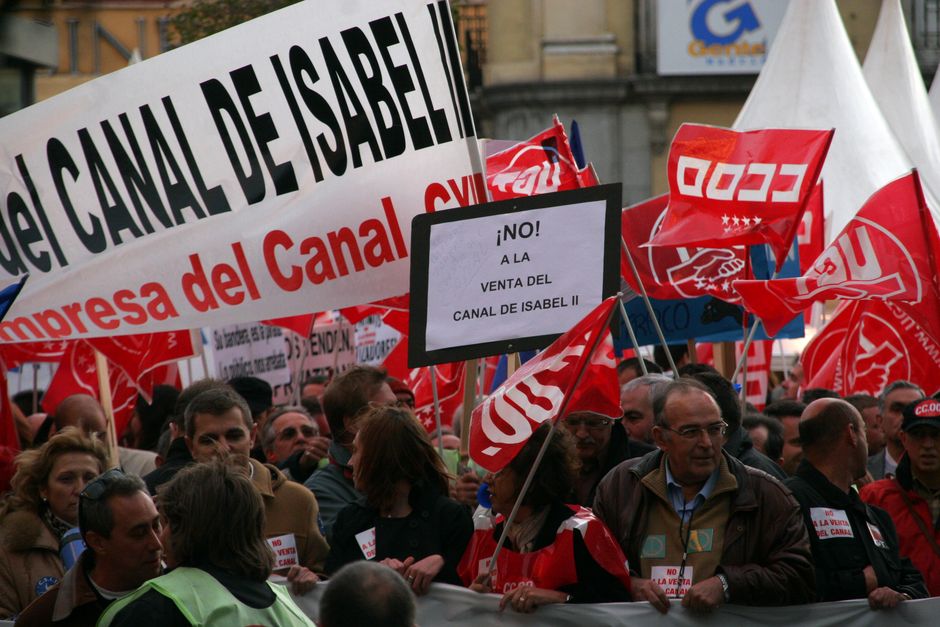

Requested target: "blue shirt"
[{"left": 665, "top": 461, "right": 720, "bottom": 524}]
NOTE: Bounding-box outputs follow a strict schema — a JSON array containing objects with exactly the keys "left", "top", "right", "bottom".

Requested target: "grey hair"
[
  {"left": 260, "top": 406, "right": 316, "bottom": 453},
  {"left": 651, "top": 378, "right": 718, "bottom": 428},
  {"left": 879, "top": 380, "right": 924, "bottom": 412}
]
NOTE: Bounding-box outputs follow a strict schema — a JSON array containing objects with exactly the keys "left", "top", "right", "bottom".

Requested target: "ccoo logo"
[{"left": 845, "top": 311, "right": 910, "bottom": 396}]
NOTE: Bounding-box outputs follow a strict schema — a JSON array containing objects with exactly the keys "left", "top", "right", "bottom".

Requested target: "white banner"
[
  {"left": 272, "top": 314, "right": 356, "bottom": 405},
  {"left": 292, "top": 582, "right": 940, "bottom": 626},
  {"left": 0, "top": 0, "right": 482, "bottom": 342},
  {"left": 355, "top": 314, "right": 402, "bottom": 366},
  {"left": 657, "top": 0, "right": 789, "bottom": 75},
  {"left": 211, "top": 322, "right": 290, "bottom": 386}
]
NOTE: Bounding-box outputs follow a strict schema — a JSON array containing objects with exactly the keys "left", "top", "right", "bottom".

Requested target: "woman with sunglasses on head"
[
  {"left": 325, "top": 405, "right": 473, "bottom": 595},
  {"left": 0, "top": 427, "right": 109, "bottom": 618},
  {"left": 458, "top": 423, "right": 633, "bottom": 613}
]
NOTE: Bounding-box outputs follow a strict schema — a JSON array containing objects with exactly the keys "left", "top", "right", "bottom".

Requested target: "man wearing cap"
[
  {"left": 785, "top": 398, "right": 926, "bottom": 607},
  {"left": 862, "top": 397, "right": 940, "bottom": 595}
]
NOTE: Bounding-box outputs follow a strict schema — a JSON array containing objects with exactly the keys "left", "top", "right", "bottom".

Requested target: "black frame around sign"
[{"left": 408, "top": 183, "right": 622, "bottom": 367}]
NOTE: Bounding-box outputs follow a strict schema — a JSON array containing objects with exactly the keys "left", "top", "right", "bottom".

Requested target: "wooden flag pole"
[
  {"left": 506, "top": 352, "right": 521, "bottom": 377},
  {"left": 94, "top": 350, "right": 120, "bottom": 469}
]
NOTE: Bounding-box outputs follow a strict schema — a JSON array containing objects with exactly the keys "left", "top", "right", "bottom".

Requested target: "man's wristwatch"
[{"left": 716, "top": 573, "right": 730, "bottom": 602}]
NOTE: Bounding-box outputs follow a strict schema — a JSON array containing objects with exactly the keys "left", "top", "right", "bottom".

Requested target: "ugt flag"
[
  {"left": 648, "top": 124, "right": 833, "bottom": 271},
  {"left": 470, "top": 296, "right": 619, "bottom": 472},
  {"left": 734, "top": 171, "right": 940, "bottom": 337}
]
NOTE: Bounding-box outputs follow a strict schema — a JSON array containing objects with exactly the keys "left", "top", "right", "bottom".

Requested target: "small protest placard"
[
  {"left": 355, "top": 527, "right": 377, "bottom": 560},
  {"left": 266, "top": 533, "right": 298, "bottom": 570},
  {"left": 409, "top": 185, "right": 620, "bottom": 366}
]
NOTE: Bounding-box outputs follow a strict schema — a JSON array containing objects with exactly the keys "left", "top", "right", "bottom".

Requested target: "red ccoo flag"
[
  {"left": 649, "top": 124, "right": 833, "bottom": 271},
  {"left": 734, "top": 171, "right": 940, "bottom": 337},
  {"left": 470, "top": 296, "right": 618, "bottom": 472}
]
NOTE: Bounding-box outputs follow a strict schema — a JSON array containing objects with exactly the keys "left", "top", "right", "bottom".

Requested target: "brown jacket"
[
  {"left": 14, "top": 551, "right": 110, "bottom": 626},
  {"left": 0, "top": 509, "right": 64, "bottom": 618},
  {"left": 593, "top": 450, "right": 815, "bottom": 605},
  {"left": 249, "top": 458, "right": 330, "bottom": 572}
]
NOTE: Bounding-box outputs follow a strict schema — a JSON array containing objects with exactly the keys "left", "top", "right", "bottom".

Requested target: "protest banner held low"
[
  {"left": 408, "top": 184, "right": 621, "bottom": 366},
  {"left": 0, "top": 0, "right": 483, "bottom": 342}
]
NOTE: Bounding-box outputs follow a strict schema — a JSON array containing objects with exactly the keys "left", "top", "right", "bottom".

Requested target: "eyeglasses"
[
  {"left": 276, "top": 425, "right": 318, "bottom": 440},
  {"left": 563, "top": 416, "right": 617, "bottom": 430},
  {"left": 660, "top": 422, "right": 728, "bottom": 440},
  {"left": 80, "top": 468, "right": 126, "bottom": 502}
]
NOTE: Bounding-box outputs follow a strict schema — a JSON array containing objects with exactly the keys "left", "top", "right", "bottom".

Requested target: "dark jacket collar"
[{"left": 794, "top": 459, "right": 865, "bottom": 513}]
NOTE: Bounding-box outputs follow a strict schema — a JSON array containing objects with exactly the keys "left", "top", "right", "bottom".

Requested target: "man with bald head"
[
  {"left": 55, "top": 394, "right": 157, "bottom": 476},
  {"left": 785, "top": 398, "right": 926, "bottom": 607}
]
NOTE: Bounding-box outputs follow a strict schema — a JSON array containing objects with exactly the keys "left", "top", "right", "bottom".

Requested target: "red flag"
[
  {"left": 404, "top": 362, "right": 466, "bottom": 433},
  {"left": 622, "top": 194, "right": 747, "bottom": 303},
  {"left": 797, "top": 183, "right": 825, "bottom": 274},
  {"left": 341, "top": 294, "right": 410, "bottom": 335},
  {"left": 0, "top": 359, "right": 18, "bottom": 452},
  {"left": 86, "top": 331, "right": 196, "bottom": 398},
  {"left": 649, "top": 124, "right": 833, "bottom": 271},
  {"left": 577, "top": 163, "right": 600, "bottom": 188},
  {"left": 42, "top": 342, "right": 140, "bottom": 435},
  {"left": 0, "top": 340, "right": 69, "bottom": 367},
  {"left": 802, "top": 302, "right": 854, "bottom": 392},
  {"left": 381, "top": 335, "right": 410, "bottom": 381},
  {"left": 564, "top": 332, "right": 621, "bottom": 418},
  {"left": 738, "top": 340, "right": 772, "bottom": 411},
  {"left": 486, "top": 116, "right": 582, "bottom": 201},
  {"left": 735, "top": 172, "right": 940, "bottom": 336},
  {"left": 470, "top": 296, "right": 618, "bottom": 472},
  {"left": 261, "top": 314, "right": 316, "bottom": 338}
]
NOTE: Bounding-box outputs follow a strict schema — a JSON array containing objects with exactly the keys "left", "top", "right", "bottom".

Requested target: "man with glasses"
[
  {"left": 862, "top": 397, "right": 940, "bottom": 595},
  {"left": 262, "top": 407, "right": 330, "bottom": 484},
  {"left": 562, "top": 410, "right": 654, "bottom": 506},
  {"left": 304, "top": 366, "right": 398, "bottom": 539},
  {"left": 16, "top": 470, "right": 162, "bottom": 626},
  {"left": 785, "top": 398, "right": 926, "bottom": 607},
  {"left": 594, "top": 378, "right": 814, "bottom": 614}
]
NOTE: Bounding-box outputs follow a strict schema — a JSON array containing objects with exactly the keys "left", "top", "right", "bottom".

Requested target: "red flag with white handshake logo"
[
  {"left": 734, "top": 171, "right": 940, "bottom": 337},
  {"left": 470, "top": 296, "right": 619, "bottom": 472},
  {"left": 648, "top": 124, "right": 833, "bottom": 272}
]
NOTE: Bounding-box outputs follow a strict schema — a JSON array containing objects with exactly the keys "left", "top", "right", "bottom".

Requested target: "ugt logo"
[{"left": 691, "top": 0, "right": 761, "bottom": 46}]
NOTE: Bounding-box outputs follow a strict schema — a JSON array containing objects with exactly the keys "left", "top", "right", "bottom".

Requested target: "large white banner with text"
[{"left": 0, "top": 0, "right": 482, "bottom": 342}]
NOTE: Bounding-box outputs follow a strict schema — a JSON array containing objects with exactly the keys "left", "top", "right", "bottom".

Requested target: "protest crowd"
[{"left": 0, "top": 355, "right": 938, "bottom": 625}]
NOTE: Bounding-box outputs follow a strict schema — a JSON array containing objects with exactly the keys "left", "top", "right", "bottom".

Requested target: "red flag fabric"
[
  {"left": 470, "top": 296, "right": 618, "bottom": 472},
  {"left": 649, "top": 124, "right": 833, "bottom": 271},
  {"left": 42, "top": 341, "right": 140, "bottom": 435},
  {"left": 341, "top": 295, "right": 410, "bottom": 335},
  {"left": 381, "top": 335, "right": 410, "bottom": 381},
  {"left": 734, "top": 172, "right": 940, "bottom": 337},
  {"left": 404, "top": 362, "right": 466, "bottom": 433},
  {"left": 622, "top": 194, "right": 747, "bottom": 303},
  {"left": 86, "top": 331, "right": 196, "bottom": 399},
  {"left": 486, "top": 116, "right": 582, "bottom": 201},
  {"left": 797, "top": 183, "right": 825, "bottom": 274},
  {"left": 0, "top": 359, "right": 18, "bottom": 452},
  {"left": 261, "top": 314, "right": 316, "bottom": 338},
  {"left": 0, "top": 340, "right": 69, "bottom": 367},
  {"left": 801, "top": 302, "right": 854, "bottom": 392},
  {"left": 739, "top": 340, "right": 772, "bottom": 411}
]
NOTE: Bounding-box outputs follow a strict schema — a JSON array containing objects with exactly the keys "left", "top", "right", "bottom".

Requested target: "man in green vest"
[
  {"left": 97, "top": 461, "right": 315, "bottom": 626},
  {"left": 594, "top": 378, "right": 814, "bottom": 613}
]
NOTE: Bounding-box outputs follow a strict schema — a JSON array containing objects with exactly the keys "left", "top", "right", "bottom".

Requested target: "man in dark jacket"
[
  {"left": 786, "top": 398, "right": 926, "bottom": 607},
  {"left": 594, "top": 379, "right": 814, "bottom": 614},
  {"left": 561, "top": 410, "right": 654, "bottom": 506}
]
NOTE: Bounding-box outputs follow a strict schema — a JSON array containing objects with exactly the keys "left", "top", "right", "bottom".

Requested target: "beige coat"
[
  {"left": 249, "top": 459, "right": 330, "bottom": 573},
  {"left": 0, "top": 508, "right": 64, "bottom": 618}
]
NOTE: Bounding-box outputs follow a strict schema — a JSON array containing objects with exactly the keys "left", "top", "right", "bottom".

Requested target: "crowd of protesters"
[{"left": 0, "top": 349, "right": 938, "bottom": 624}]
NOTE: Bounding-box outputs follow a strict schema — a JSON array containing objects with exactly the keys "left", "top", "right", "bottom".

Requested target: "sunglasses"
[
  {"left": 78, "top": 468, "right": 127, "bottom": 534},
  {"left": 277, "top": 425, "right": 318, "bottom": 440}
]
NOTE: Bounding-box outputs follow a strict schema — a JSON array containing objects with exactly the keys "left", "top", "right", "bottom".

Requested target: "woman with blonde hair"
[
  {"left": 325, "top": 405, "right": 472, "bottom": 595},
  {"left": 0, "top": 427, "right": 109, "bottom": 617}
]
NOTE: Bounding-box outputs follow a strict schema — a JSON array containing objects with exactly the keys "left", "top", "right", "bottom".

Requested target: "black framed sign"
[{"left": 408, "top": 183, "right": 621, "bottom": 367}]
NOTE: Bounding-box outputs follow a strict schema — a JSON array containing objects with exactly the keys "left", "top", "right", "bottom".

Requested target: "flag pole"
[
  {"left": 616, "top": 298, "right": 648, "bottom": 375},
  {"left": 429, "top": 364, "right": 445, "bottom": 460},
  {"left": 292, "top": 337, "right": 310, "bottom": 405},
  {"left": 94, "top": 350, "right": 120, "bottom": 469},
  {"left": 459, "top": 358, "right": 478, "bottom": 468},
  {"left": 487, "top": 298, "right": 619, "bottom": 574},
  {"left": 620, "top": 237, "right": 679, "bottom": 377}
]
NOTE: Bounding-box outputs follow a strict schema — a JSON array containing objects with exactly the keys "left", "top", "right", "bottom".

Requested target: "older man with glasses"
[
  {"left": 16, "top": 469, "right": 163, "bottom": 626},
  {"left": 261, "top": 407, "right": 331, "bottom": 484},
  {"left": 562, "top": 411, "right": 654, "bottom": 506},
  {"left": 593, "top": 378, "right": 814, "bottom": 614}
]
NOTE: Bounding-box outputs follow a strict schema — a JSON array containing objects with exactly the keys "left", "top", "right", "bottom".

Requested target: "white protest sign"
[
  {"left": 355, "top": 314, "right": 402, "bottom": 365},
  {"left": 266, "top": 533, "right": 299, "bottom": 570},
  {"left": 809, "top": 507, "right": 855, "bottom": 540},
  {"left": 0, "top": 0, "right": 482, "bottom": 343},
  {"left": 272, "top": 313, "right": 356, "bottom": 404},
  {"left": 650, "top": 565, "right": 693, "bottom": 598},
  {"left": 409, "top": 185, "right": 620, "bottom": 365},
  {"left": 355, "top": 527, "right": 377, "bottom": 560},
  {"left": 211, "top": 322, "right": 290, "bottom": 387}
]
